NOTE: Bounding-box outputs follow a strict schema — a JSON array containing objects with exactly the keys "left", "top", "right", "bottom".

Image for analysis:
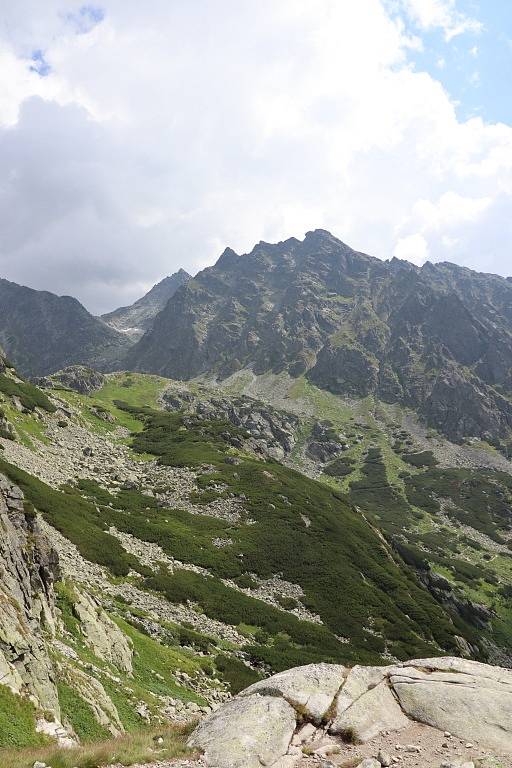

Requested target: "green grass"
[
  {"left": 0, "top": 722, "right": 193, "bottom": 768},
  {"left": 53, "top": 372, "right": 169, "bottom": 437},
  {"left": 0, "top": 685, "right": 47, "bottom": 749},
  {"left": 288, "top": 376, "right": 354, "bottom": 425},
  {"left": 0, "top": 400, "right": 50, "bottom": 448},
  {"left": 92, "top": 373, "right": 169, "bottom": 432},
  {"left": 57, "top": 682, "right": 110, "bottom": 743},
  {"left": 114, "top": 618, "right": 208, "bottom": 704}
]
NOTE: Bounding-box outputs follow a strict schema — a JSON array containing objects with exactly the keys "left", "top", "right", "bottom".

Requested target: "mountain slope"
[
  {"left": 126, "top": 230, "right": 512, "bottom": 446},
  {"left": 0, "top": 278, "right": 131, "bottom": 377},
  {"left": 0, "top": 347, "right": 511, "bottom": 760},
  {"left": 102, "top": 269, "right": 191, "bottom": 340}
]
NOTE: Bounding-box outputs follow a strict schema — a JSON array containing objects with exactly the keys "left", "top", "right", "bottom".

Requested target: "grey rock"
[
  {"left": 188, "top": 694, "right": 296, "bottom": 768},
  {"left": 330, "top": 680, "right": 409, "bottom": 742},
  {"left": 240, "top": 662, "right": 346, "bottom": 724}
]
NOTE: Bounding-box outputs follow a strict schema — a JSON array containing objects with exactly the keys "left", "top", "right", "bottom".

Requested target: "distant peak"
[
  {"left": 217, "top": 246, "right": 240, "bottom": 266},
  {"left": 305, "top": 228, "right": 334, "bottom": 238}
]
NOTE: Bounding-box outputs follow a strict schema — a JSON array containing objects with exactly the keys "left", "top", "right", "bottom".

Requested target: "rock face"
[
  {"left": 390, "top": 657, "right": 512, "bottom": 753},
  {"left": 34, "top": 365, "right": 106, "bottom": 395},
  {"left": 240, "top": 663, "right": 347, "bottom": 725},
  {"left": 72, "top": 588, "right": 133, "bottom": 674},
  {"left": 0, "top": 473, "right": 60, "bottom": 712},
  {"left": 102, "top": 269, "right": 191, "bottom": 340},
  {"left": 127, "top": 231, "right": 512, "bottom": 444},
  {"left": 0, "top": 278, "right": 131, "bottom": 376},
  {"left": 189, "top": 658, "right": 512, "bottom": 766}
]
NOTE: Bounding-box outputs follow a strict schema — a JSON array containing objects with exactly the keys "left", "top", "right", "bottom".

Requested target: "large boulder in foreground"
[
  {"left": 188, "top": 658, "right": 512, "bottom": 767},
  {"left": 188, "top": 695, "right": 296, "bottom": 768}
]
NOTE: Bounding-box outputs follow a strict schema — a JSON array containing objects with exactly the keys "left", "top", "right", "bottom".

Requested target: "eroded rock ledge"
[{"left": 188, "top": 658, "right": 512, "bottom": 767}]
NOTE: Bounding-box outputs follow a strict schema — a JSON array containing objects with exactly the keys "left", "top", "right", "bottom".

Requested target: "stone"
[
  {"left": 188, "top": 694, "right": 297, "bottom": 768},
  {"left": 440, "top": 763, "right": 475, "bottom": 768},
  {"left": 240, "top": 663, "right": 346, "bottom": 724},
  {"left": 357, "top": 760, "right": 381, "bottom": 768},
  {"left": 32, "top": 762, "right": 47, "bottom": 768},
  {"left": 294, "top": 722, "right": 317, "bottom": 744},
  {"left": 330, "top": 681, "right": 409, "bottom": 742},
  {"left": 378, "top": 749, "right": 392, "bottom": 766},
  {"left": 391, "top": 657, "right": 512, "bottom": 753},
  {"left": 272, "top": 757, "right": 301, "bottom": 768},
  {"left": 313, "top": 743, "right": 341, "bottom": 757},
  {"left": 334, "top": 665, "right": 389, "bottom": 717}
]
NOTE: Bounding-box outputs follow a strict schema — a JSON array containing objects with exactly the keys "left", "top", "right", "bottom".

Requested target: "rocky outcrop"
[
  {"left": 162, "top": 389, "right": 299, "bottom": 460},
  {"left": 59, "top": 663, "right": 124, "bottom": 737},
  {"left": 305, "top": 421, "right": 349, "bottom": 463},
  {"left": 34, "top": 365, "right": 106, "bottom": 395},
  {"left": 189, "top": 658, "right": 512, "bottom": 766},
  {"left": 190, "top": 695, "right": 297, "bottom": 768},
  {"left": 0, "top": 473, "right": 60, "bottom": 713},
  {"left": 72, "top": 588, "right": 133, "bottom": 674}
]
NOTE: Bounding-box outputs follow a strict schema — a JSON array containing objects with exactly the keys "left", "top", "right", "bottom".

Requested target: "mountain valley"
[{"left": 1, "top": 233, "right": 512, "bottom": 767}]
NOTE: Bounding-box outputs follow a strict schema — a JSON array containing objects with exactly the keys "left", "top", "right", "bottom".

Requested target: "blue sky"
[{"left": 405, "top": 1, "right": 512, "bottom": 123}]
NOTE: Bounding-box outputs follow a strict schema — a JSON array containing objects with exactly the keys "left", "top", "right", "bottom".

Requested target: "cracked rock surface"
[{"left": 188, "top": 658, "right": 512, "bottom": 767}]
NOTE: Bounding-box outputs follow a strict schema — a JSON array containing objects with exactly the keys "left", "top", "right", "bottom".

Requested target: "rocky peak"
[
  {"left": 0, "top": 278, "right": 131, "bottom": 377},
  {"left": 126, "top": 232, "right": 512, "bottom": 446},
  {"left": 101, "top": 268, "right": 191, "bottom": 340}
]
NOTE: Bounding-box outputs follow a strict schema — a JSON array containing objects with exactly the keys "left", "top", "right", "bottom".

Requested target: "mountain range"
[
  {"left": 0, "top": 269, "right": 189, "bottom": 377},
  {"left": 2, "top": 230, "right": 512, "bottom": 447},
  {"left": 127, "top": 231, "right": 512, "bottom": 446}
]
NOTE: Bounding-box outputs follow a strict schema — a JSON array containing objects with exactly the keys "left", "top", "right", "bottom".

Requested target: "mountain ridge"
[
  {"left": 0, "top": 277, "right": 131, "bottom": 377},
  {"left": 125, "top": 230, "right": 512, "bottom": 448}
]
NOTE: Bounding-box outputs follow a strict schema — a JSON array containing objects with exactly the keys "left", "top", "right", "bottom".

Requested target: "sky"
[{"left": 0, "top": 0, "right": 511, "bottom": 314}]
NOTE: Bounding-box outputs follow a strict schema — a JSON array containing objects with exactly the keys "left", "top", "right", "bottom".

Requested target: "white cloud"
[
  {"left": 394, "top": 233, "right": 429, "bottom": 265},
  {"left": 400, "top": 0, "right": 482, "bottom": 41},
  {"left": 0, "top": 0, "right": 511, "bottom": 313}
]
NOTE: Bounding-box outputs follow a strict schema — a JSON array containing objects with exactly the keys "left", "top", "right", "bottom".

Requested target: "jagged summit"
[{"left": 125, "top": 232, "right": 512, "bottom": 446}]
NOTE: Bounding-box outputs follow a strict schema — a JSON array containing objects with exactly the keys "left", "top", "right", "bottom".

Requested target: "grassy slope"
[
  {"left": 113, "top": 403, "right": 474, "bottom": 664},
  {"left": 286, "top": 377, "right": 512, "bottom": 658},
  {"left": 0, "top": 686, "right": 47, "bottom": 749}
]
